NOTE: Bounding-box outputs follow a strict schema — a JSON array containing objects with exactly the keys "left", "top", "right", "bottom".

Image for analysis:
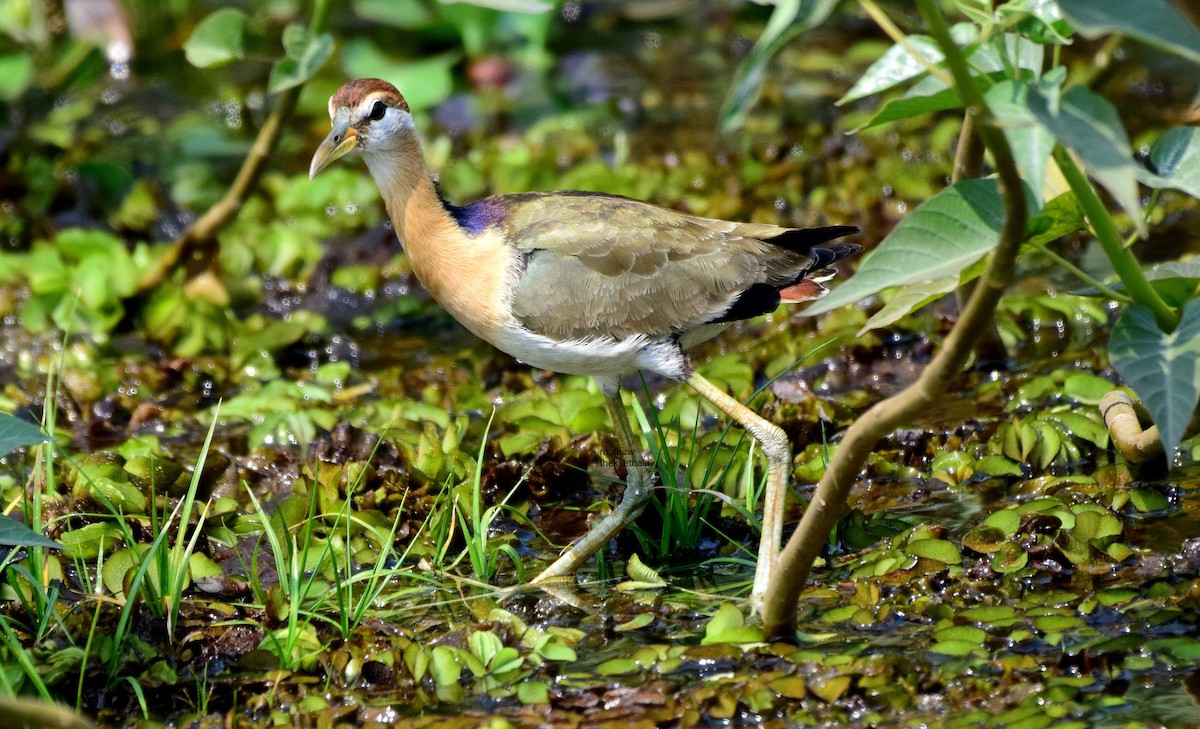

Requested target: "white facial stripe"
[{"left": 356, "top": 94, "right": 395, "bottom": 121}]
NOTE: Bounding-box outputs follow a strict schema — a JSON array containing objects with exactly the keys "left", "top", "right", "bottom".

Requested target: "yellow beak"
[{"left": 309, "top": 107, "right": 358, "bottom": 179}]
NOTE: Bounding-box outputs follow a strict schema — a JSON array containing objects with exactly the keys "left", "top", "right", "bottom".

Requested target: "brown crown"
[{"left": 330, "top": 78, "right": 410, "bottom": 114}]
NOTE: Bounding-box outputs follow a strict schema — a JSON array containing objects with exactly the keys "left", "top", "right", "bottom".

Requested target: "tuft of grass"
[
  {"left": 243, "top": 481, "right": 329, "bottom": 671},
  {"left": 323, "top": 436, "right": 427, "bottom": 639},
  {"left": 457, "top": 410, "right": 525, "bottom": 583},
  {"left": 103, "top": 404, "right": 221, "bottom": 682}
]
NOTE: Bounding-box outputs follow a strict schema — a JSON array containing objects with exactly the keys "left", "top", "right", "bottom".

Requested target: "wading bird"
[{"left": 309, "top": 79, "right": 859, "bottom": 604}]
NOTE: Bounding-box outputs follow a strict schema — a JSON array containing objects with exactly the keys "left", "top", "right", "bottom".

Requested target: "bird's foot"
[{"left": 530, "top": 465, "right": 652, "bottom": 585}]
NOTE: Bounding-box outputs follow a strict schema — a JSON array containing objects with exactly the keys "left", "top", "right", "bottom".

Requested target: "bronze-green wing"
[{"left": 492, "top": 191, "right": 858, "bottom": 341}]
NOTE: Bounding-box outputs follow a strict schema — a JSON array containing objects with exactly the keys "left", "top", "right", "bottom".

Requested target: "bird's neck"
[
  {"left": 362, "top": 134, "right": 513, "bottom": 339},
  {"left": 362, "top": 135, "right": 457, "bottom": 244}
]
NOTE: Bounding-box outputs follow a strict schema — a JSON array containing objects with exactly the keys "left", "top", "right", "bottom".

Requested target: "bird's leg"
[
  {"left": 686, "top": 371, "right": 791, "bottom": 611},
  {"left": 530, "top": 378, "right": 652, "bottom": 584}
]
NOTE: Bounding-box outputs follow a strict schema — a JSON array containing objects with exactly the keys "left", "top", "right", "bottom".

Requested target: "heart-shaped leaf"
[
  {"left": 1026, "top": 86, "right": 1144, "bottom": 235},
  {"left": 985, "top": 69, "right": 1065, "bottom": 205},
  {"left": 269, "top": 25, "right": 333, "bottom": 94},
  {"left": 184, "top": 9, "right": 247, "bottom": 68},
  {"left": 1057, "top": 0, "right": 1200, "bottom": 65}
]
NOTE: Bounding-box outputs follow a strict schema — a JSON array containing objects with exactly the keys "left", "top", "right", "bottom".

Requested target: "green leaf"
[
  {"left": 189, "top": 552, "right": 222, "bottom": 581},
  {"left": 970, "top": 33, "right": 1045, "bottom": 77},
  {"left": 838, "top": 34, "right": 946, "bottom": 105},
  {"left": 0, "top": 514, "right": 59, "bottom": 549},
  {"left": 718, "top": 0, "right": 839, "bottom": 133},
  {"left": 840, "top": 23, "right": 982, "bottom": 108},
  {"left": 985, "top": 70, "right": 1065, "bottom": 205},
  {"left": 1141, "top": 126, "right": 1200, "bottom": 200},
  {"left": 961, "top": 605, "right": 1016, "bottom": 624},
  {"left": 353, "top": 0, "right": 435, "bottom": 26},
  {"left": 1072, "top": 510, "right": 1122, "bottom": 541},
  {"left": 430, "top": 645, "right": 462, "bottom": 685},
  {"left": 1057, "top": 0, "right": 1200, "bottom": 65},
  {"left": 269, "top": 25, "right": 333, "bottom": 94},
  {"left": 624, "top": 553, "right": 666, "bottom": 586},
  {"left": 0, "top": 53, "right": 33, "bottom": 101},
  {"left": 447, "top": 0, "right": 551, "bottom": 10},
  {"left": 469, "top": 630, "right": 502, "bottom": 666},
  {"left": 1025, "top": 190, "right": 1086, "bottom": 247},
  {"left": 929, "top": 639, "right": 981, "bottom": 656},
  {"left": 517, "top": 680, "right": 550, "bottom": 704},
  {"left": 1130, "top": 488, "right": 1169, "bottom": 513},
  {"left": 1147, "top": 637, "right": 1200, "bottom": 664},
  {"left": 975, "top": 456, "right": 1024, "bottom": 478},
  {"left": 810, "top": 674, "right": 851, "bottom": 703},
  {"left": 1084, "top": 259, "right": 1200, "bottom": 307},
  {"left": 904, "top": 538, "right": 962, "bottom": 564},
  {"left": 614, "top": 613, "right": 655, "bottom": 632},
  {"left": 1109, "top": 299, "right": 1200, "bottom": 461},
  {"left": 853, "top": 29, "right": 1039, "bottom": 132},
  {"left": 854, "top": 82, "right": 966, "bottom": 130},
  {"left": 1026, "top": 85, "right": 1145, "bottom": 235},
  {"left": 702, "top": 603, "right": 765, "bottom": 645},
  {"left": 991, "top": 542, "right": 1029, "bottom": 573},
  {"left": 1062, "top": 373, "right": 1116, "bottom": 405},
  {"left": 183, "top": 9, "right": 247, "bottom": 68},
  {"left": 536, "top": 640, "right": 576, "bottom": 662},
  {"left": 1034, "top": 613, "right": 1083, "bottom": 633},
  {"left": 964, "top": 525, "right": 1007, "bottom": 553},
  {"left": 595, "top": 657, "right": 639, "bottom": 675},
  {"left": 858, "top": 276, "right": 958, "bottom": 334},
  {"left": 1001, "top": 0, "right": 1074, "bottom": 45},
  {"left": 804, "top": 179, "right": 1006, "bottom": 316},
  {"left": 1042, "top": 412, "right": 1109, "bottom": 448},
  {"left": 0, "top": 413, "right": 51, "bottom": 455},
  {"left": 340, "top": 41, "right": 458, "bottom": 112},
  {"left": 58, "top": 522, "right": 123, "bottom": 557},
  {"left": 768, "top": 675, "right": 808, "bottom": 699}
]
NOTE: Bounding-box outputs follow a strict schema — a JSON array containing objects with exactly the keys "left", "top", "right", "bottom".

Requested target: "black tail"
[
  {"left": 808, "top": 242, "right": 863, "bottom": 269},
  {"left": 766, "top": 225, "right": 859, "bottom": 254}
]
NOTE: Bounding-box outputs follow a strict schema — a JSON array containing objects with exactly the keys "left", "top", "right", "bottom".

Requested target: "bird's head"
[{"left": 309, "top": 78, "right": 412, "bottom": 179}]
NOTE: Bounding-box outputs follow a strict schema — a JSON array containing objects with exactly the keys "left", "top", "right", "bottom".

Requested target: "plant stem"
[
  {"left": 951, "top": 112, "right": 1009, "bottom": 362},
  {"left": 136, "top": 0, "right": 333, "bottom": 293},
  {"left": 1129, "top": 188, "right": 1163, "bottom": 247},
  {"left": 762, "top": 0, "right": 1030, "bottom": 638},
  {"left": 1053, "top": 146, "right": 1178, "bottom": 331},
  {"left": 1027, "top": 241, "right": 1131, "bottom": 303}
]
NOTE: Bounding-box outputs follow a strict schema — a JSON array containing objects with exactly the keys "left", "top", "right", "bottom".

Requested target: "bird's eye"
[{"left": 368, "top": 100, "right": 387, "bottom": 121}]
